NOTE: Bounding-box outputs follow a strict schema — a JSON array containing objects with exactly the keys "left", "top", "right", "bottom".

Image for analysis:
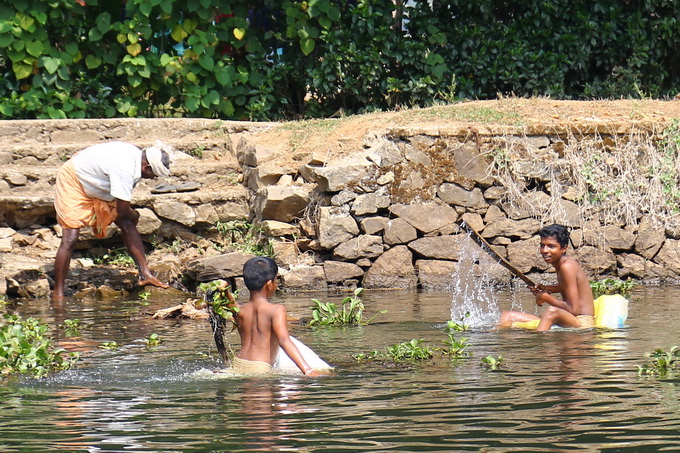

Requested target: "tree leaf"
[
  {"left": 12, "top": 61, "right": 32, "bottom": 79},
  {"left": 198, "top": 55, "right": 214, "bottom": 71},
  {"left": 233, "top": 27, "right": 246, "bottom": 40},
  {"left": 126, "top": 43, "right": 141, "bottom": 56},
  {"left": 300, "top": 37, "right": 315, "bottom": 56},
  {"left": 43, "top": 56, "right": 59, "bottom": 74}
]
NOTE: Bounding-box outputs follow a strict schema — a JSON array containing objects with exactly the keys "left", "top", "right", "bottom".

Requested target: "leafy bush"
[
  {"left": 0, "top": 314, "right": 79, "bottom": 378},
  {"left": 4, "top": 1, "right": 678, "bottom": 120}
]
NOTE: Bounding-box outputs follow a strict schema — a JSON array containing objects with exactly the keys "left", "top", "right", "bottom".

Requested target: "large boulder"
[
  {"left": 408, "top": 235, "right": 464, "bottom": 260},
  {"left": 363, "top": 245, "right": 417, "bottom": 289},
  {"left": 383, "top": 218, "right": 417, "bottom": 245},
  {"left": 281, "top": 265, "right": 327, "bottom": 290},
  {"left": 153, "top": 201, "right": 196, "bottom": 227},
  {"left": 333, "top": 235, "right": 384, "bottom": 260},
  {"left": 252, "top": 184, "right": 313, "bottom": 222},
  {"left": 316, "top": 206, "right": 359, "bottom": 249},
  {"left": 416, "top": 259, "right": 458, "bottom": 290},
  {"left": 323, "top": 260, "right": 365, "bottom": 283}
]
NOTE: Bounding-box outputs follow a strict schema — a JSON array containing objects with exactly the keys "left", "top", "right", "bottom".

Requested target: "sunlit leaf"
[
  {"left": 126, "top": 43, "right": 141, "bottom": 56},
  {"left": 300, "top": 37, "right": 315, "bottom": 56},
  {"left": 233, "top": 27, "right": 246, "bottom": 40}
]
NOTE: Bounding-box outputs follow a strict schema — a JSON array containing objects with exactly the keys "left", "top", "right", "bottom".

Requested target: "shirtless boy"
[
  {"left": 225, "top": 256, "right": 322, "bottom": 376},
  {"left": 499, "top": 224, "right": 594, "bottom": 331}
]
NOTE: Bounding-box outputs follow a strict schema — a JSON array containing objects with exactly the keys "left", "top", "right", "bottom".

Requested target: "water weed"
[
  {"left": 144, "top": 333, "right": 162, "bottom": 347},
  {"left": 590, "top": 278, "right": 636, "bottom": 298},
  {"left": 481, "top": 355, "right": 503, "bottom": 371},
  {"left": 0, "top": 314, "right": 79, "bottom": 378},
  {"left": 60, "top": 319, "right": 81, "bottom": 337},
  {"left": 445, "top": 312, "right": 471, "bottom": 332},
  {"left": 638, "top": 346, "right": 680, "bottom": 378},
  {"left": 310, "top": 288, "right": 384, "bottom": 327},
  {"left": 441, "top": 334, "right": 471, "bottom": 358},
  {"left": 99, "top": 341, "right": 118, "bottom": 351}
]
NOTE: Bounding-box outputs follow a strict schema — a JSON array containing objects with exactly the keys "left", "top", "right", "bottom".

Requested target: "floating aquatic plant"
[
  {"left": 0, "top": 314, "right": 79, "bottom": 378},
  {"left": 638, "top": 346, "right": 680, "bottom": 378},
  {"left": 144, "top": 333, "right": 162, "bottom": 347},
  {"left": 310, "top": 288, "right": 385, "bottom": 327},
  {"left": 590, "top": 278, "right": 636, "bottom": 298},
  {"left": 481, "top": 355, "right": 503, "bottom": 371}
]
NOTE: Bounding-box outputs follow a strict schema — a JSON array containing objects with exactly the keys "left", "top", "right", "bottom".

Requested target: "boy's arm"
[
  {"left": 272, "top": 305, "right": 321, "bottom": 376},
  {"left": 533, "top": 262, "right": 581, "bottom": 315}
]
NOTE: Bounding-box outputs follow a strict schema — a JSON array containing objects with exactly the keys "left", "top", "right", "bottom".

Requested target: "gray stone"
[
  {"left": 317, "top": 206, "right": 359, "bottom": 249},
  {"left": 635, "top": 216, "right": 665, "bottom": 259},
  {"left": 244, "top": 163, "right": 290, "bottom": 190},
  {"left": 383, "top": 218, "right": 417, "bottom": 245},
  {"left": 484, "top": 205, "right": 506, "bottom": 224},
  {"left": 271, "top": 240, "right": 306, "bottom": 268},
  {"left": 215, "top": 202, "right": 249, "bottom": 222},
  {"left": 185, "top": 251, "right": 255, "bottom": 282},
  {"left": 652, "top": 239, "right": 680, "bottom": 274},
  {"left": 0, "top": 152, "right": 14, "bottom": 165},
  {"left": 617, "top": 253, "right": 646, "bottom": 279},
  {"left": 154, "top": 201, "right": 196, "bottom": 227},
  {"left": 438, "top": 183, "right": 486, "bottom": 209},
  {"left": 408, "top": 235, "right": 464, "bottom": 260},
  {"left": 416, "top": 259, "right": 458, "bottom": 290},
  {"left": 363, "top": 246, "right": 417, "bottom": 289},
  {"left": 366, "top": 140, "right": 403, "bottom": 167},
  {"left": 7, "top": 173, "right": 27, "bottom": 186},
  {"left": 573, "top": 245, "right": 617, "bottom": 275},
  {"left": 584, "top": 225, "right": 636, "bottom": 250},
  {"left": 333, "top": 235, "right": 383, "bottom": 260},
  {"left": 449, "top": 142, "right": 494, "bottom": 186},
  {"left": 194, "top": 204, "right": 219, "bottom": 225},
  {"left": 0, "top": 227, "right": 15, "bottom": 239},
  {"left": 408, "top": 135, "right": 435, "bottom": 151},
  {"left": 323, "top": 261, "right": 365, "bottom": 283},
  {"left": 506, "top": 236, "right": 546, "bottom": 273},
  {"left": 261, "top": 220, "right": 299, "bottom": 237},
  {"left": 484, "top": 186, "right": 506, "bottom": 200},
  {"left": 237, "top": 140, "right": 279, "bottom": 167},
  {"left": 389, "top": 202, "right": 459, "bottom": 234},
  {"left": 501, "top": 191, "right": 552, "bottom": 220},
  {"left": 399, "top": 170, "right": 427, "bottom": 191},
  {"left": 281, "top": 265, "right": 327, "bottom": 290},
  {"left": 311, "top": 157, "right": 372, "bottom": 192},
  {"left": 0, "top": 237, "right": 12, "bottom": 252},
  {"left": 253, "top": 184, "right": 312, "bottom": 222},
  {"left": 403, "top": 143, "right": 432, "bottom": 167},
  {"left": 482, "top": 218, "right": 541, "bottom": 239},
  {"left": 360, "top": 216, "right": 388, "bottom": 235},
  {"left": 137, "top": 208, "right": 162, "bottom": 235},
  {"left": 460, "top": 212, "right": 484, "bottom": 233},
  {"left": 331, "top": 190, "right": 357, "bottom": 206},
  {"left": 351, "top": 193, "right": 391, "bottom": 216}
]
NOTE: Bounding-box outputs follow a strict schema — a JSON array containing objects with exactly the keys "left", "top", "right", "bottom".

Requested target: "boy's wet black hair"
[
  {"left": 538, "top": 223, "right": 570, "bottom": 248},
  {"left": 243, "top": 256, "right": 278, "bottom": 291}
]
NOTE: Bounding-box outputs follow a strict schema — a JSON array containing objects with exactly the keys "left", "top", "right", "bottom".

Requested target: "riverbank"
[{"left": 2, "top": 98, "right": 680, "bottom": 299}]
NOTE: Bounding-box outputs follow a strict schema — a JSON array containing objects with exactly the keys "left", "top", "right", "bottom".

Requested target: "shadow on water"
[{"left": 1, "top": 285, "right": 680, "bottom": 451}]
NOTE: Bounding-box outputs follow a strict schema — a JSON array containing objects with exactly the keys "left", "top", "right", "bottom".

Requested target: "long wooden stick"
[{"left": 460, "top": 222, "right": 537, "bottom": 288}]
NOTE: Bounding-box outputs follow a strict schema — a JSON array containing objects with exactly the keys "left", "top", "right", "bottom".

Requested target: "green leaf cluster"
[
  {"left": 0, "top": 314, "right": 79, "bottom": 378},
  {"left": 590, "top": 278, "right": 636, "bottom": 298}
]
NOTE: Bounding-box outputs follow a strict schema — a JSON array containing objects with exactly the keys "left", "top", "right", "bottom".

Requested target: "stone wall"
[{"left": 241, "top": 125, "right": 680, "bottom": 291}]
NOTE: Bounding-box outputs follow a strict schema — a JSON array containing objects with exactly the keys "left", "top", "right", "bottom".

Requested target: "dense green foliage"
[
  {"left": 0, "top": 314, "right": 79, "bottom": 378},
  {"left": 2, "top": 0, "right": 680, "bottom": 120}
]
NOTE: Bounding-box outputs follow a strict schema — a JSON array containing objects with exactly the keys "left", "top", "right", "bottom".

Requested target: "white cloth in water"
[{"left": 273, "top": 336, "right": 332, "bottom": 373}]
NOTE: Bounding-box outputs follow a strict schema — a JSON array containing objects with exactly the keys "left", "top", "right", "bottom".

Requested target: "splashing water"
[{"left": 450, "top": 232, "right": 503, "bottom": 327}]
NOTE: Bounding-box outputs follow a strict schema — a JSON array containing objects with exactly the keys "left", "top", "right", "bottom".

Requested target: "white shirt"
[{"left": 71, "top": 142, "right": 142, "bottom": 202}]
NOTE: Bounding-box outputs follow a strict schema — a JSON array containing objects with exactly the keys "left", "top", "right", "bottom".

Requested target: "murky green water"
[{"left": 1, "top": 285, "right": 679, "bottom": 452}]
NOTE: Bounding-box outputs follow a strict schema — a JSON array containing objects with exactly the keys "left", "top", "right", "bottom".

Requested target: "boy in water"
[
  {"left": 225, "top": 256, "right": 323, "bottom": 376},
  {"left": 499, "top": 224, "right": 595, "bottom": 331}
]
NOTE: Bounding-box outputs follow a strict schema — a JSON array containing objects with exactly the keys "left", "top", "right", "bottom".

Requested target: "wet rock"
[
  {"left": 95, "top": 285, "right": 128, "bottom": 300},
  {"left": 408, "top": 235, "right": 464, "bottom": 260},
  {"left": 317, "top": 206, "right": 359, "bottom": 249},
  {"left": 333, "top": 235, "right": 383, "bottom": 260},
  {"left": 149, "top": 257, "right": 182, "bottom": 282},
  {"left": 363, "top": 246, "right": 417, "bottom": 289},
  {"left": 416, "top": 259, "right": 457, "bottom": 290},
  {"left": 389, "top": 202, "right": 459, "bottom": 234},
  {"left": 25, "top": 278, "right": 51, "bottom": 298},
  {"left": 185, "top": 251, "right": 255, "bottom": 282},
  {"left": 323, "top": 261, "right": 364, "bottom": 283}
]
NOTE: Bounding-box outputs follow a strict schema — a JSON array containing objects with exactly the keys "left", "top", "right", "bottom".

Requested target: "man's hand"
[{"left": 530, "top": 285, "right": 548, "bottom": 306}]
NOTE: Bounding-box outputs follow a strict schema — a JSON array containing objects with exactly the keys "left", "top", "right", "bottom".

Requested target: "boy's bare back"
[{"left": 236, "top": 298, "right": 287, "bottom": 364}]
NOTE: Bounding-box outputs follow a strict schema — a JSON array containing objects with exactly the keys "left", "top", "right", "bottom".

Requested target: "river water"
[{"left": 1, "top": 284, "right": 679, "bottom": 452}]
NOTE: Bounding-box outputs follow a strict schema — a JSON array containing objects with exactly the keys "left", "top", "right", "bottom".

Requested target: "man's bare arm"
[{"left": 272, "top": 306, "right": 320, "bottom": 376}]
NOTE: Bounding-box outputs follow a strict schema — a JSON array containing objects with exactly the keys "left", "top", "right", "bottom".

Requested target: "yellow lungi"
[
  {"left": 54, "top": 160, "right": 117, "bottom": 238},
  {"left": 232, "top": 357, "right": 273, "bottom": 375}
]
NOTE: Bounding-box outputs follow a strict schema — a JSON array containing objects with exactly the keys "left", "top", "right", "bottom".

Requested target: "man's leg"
[
  {"left": 53, "top": 227, "right": 80, "bottom": 300},
  {"left": 499, "top": 311, "right": 539, "bottom": 327},
  {"left": 536, "top": 306, "right": 581, "bottom": 331}
]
